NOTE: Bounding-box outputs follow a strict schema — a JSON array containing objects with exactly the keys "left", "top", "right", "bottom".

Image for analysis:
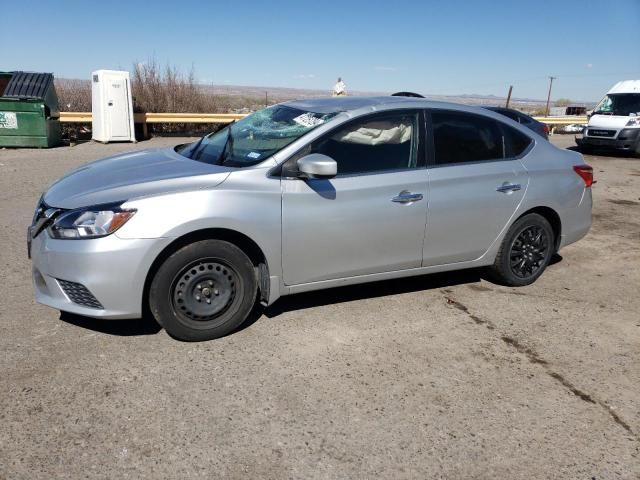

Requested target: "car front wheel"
[
  {"left": 488, "top": 213, "right": 555, "bottom": 286},
  {"left": 149, "top": 239, "right": 257, "bottom": 341}
]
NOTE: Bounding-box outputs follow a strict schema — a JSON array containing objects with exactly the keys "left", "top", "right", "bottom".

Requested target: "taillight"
[
  {"left": 543, "top": 124, "right": 550, "bottom": 135},
  {"left": 573, "top": 165, "right": 594, "bottom": 187}
]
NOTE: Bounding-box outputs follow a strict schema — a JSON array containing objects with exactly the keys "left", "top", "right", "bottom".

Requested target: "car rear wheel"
[
  {"left": 149, "top": 240, "right": 257, "bottom": 341},
  {"left": 488, "top": 213, "right": 554, "bottom": 286}
]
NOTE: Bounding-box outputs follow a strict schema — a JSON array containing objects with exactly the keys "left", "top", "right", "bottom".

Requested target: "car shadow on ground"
[
  {"left": 264, "top": 255, "right": 564, "bottom": 319},
  {"left": 56, "top": 269, "right": 485, "bottom": 337},
  {"left": 549, "top": 253, "right": 563, "bottom": 266},
  {"left": 262, "top": 268, "right": 485, "bottom": 318},
  {"left": 59, "top": 311, "right": 162, "bottom": 336},
  {"left": 567, "top": 144, "right": 638, "bottom": 158},
  {"left": 58, "top": 256, "right": 564, "bottom": 338}
]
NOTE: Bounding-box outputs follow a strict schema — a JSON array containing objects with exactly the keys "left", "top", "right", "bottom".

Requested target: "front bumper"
[
  {"left": 576, "top": 128, "right": 640, "bottom": 151},
  {"left": 30, "top": 230, "right": 172, "bottom": 319}
]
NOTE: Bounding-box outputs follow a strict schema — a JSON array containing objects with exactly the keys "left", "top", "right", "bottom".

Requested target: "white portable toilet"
[{"left": 91, "top": 70, "right": 135, "bottom": 142}]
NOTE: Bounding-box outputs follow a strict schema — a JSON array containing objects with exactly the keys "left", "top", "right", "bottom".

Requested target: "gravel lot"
[{"left": 1, "top": 135, "right": 639, "bottom": 479}]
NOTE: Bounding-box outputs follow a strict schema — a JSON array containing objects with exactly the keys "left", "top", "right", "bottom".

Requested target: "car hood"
[
  {"left": 588, "top": 115, "right": 634, "bottom": 129},
  {"left": 44, "top": 147, "right": 233, "bottom": 209}
]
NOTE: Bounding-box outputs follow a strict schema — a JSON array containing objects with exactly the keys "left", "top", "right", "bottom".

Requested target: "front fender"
[{"left": 116, "top": 168, "right": 283, "bottom": 281}]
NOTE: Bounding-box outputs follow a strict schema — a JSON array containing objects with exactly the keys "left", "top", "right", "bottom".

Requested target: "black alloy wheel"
[
  {"left": 508, "top": 225, "right": 550, "bottom": 279},
  {"left": 488, "top": 213, "right": 555, "bottom": 286}
]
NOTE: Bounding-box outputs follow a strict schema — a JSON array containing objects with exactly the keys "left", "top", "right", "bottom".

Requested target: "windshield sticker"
[
  {"left": 247, "top": 152, "right": 261, "bottom": 159},
  {"left": 293, "top": 112, "right": 326, "bottom": 128}
]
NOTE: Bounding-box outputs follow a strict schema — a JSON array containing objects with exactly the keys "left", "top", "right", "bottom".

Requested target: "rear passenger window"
[
  {"left": 431, "top": 111, "right": 504, "bottom": 165},
  {"left": 504, "top": 124, "right": 532, "bottom": 157},
  {"left": 500, "top": 110, "right": 521, "bottom": 122},
  {"left": 516, "top": 113, "right": 533, "bottom": 124}
]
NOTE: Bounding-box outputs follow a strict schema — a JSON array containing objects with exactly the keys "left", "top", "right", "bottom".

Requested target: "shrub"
[{"left": 55, "top": 78, "right": 91, "bottom": 112}]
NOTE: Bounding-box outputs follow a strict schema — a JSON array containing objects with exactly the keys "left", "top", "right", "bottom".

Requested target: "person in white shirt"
[{"left": 333, "top": 77, "right": 346, "bottom": 96}]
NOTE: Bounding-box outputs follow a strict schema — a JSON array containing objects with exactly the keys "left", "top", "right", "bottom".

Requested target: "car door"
[
  {"left": 423, "top": 109, "right": 531, "bottom": 266},
  {"left": 281, "top": 110, "right": 428, "bottom": 285}
]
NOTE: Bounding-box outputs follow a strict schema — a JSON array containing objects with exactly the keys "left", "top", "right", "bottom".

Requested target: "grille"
[
  {"left": 57, "top": 279, "right": 104, "bottom": 309},
  {"left": 587, "top": 129, "right": 616, "bottom": 138}
]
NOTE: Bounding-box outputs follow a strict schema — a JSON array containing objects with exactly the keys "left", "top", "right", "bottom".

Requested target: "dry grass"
[
  {"left": 132, "top": 60, "right": 222, "bottom": 113},
  {"left": 55, "top": 78, "right": 91, "bottom": 112}
]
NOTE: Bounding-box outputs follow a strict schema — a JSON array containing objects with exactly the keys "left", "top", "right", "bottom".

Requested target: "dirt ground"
[{"left": 0, "top": 135, "right": 638, "bottom": 479}]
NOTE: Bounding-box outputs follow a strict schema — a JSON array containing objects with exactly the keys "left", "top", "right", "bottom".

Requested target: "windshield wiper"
[{"left": 189, "top": 134, "right": 206, "bottom": 159}]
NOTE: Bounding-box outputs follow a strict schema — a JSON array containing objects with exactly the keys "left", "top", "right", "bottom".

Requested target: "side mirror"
[{"left": 297, "top": 153, "right": 337, "bottom": 179}]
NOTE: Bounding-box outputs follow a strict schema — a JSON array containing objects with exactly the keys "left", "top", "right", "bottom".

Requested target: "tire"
[
  {"left": 488, "top": 213, "right": 555, "bottom": 287},
  {"left": 149, "top": 240, "right": 257, "bottom": 341}
]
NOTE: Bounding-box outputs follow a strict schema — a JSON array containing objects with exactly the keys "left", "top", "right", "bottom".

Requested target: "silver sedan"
[{"left": 29, "top": 97, "right": 593, "bottom": 341}]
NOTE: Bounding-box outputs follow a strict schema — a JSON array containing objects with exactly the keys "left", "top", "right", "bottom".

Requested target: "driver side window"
[{"left": 308, "top": 112, "right": 419, "bottom": 176}]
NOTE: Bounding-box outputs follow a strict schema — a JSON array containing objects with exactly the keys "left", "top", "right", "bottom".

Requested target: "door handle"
[
  {"left": 392, "top": 191, "right": 424, "bottom": 204},
  {"left": 496, "top": 183, "right": 521, "bottom": 194}
]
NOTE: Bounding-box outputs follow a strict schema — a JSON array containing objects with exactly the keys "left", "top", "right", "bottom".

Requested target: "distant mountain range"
[
  {"left": 202, "top": 83, "right": 556, "bottom": 107},
  {"left": 57, "top": 77, "right": 593, "bottom": 111}
]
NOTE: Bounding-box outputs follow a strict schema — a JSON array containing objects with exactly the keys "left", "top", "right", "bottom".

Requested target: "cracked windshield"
[{"left": 177, "top": 105, "right": 338, "bottom": 167}]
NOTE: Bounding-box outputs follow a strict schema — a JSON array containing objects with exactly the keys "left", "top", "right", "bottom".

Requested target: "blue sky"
[{"left": 3, "top": 0, "right": 639, "bottom": 101}]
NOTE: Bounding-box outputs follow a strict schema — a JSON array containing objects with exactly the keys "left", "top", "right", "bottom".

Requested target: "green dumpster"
[{"left": 0, "top": 71, "right": 62, "bottom": 148}]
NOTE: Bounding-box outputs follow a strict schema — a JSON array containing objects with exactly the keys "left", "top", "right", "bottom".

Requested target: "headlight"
[
  {"left": 625, "top": 117, "right": 640, "bottom": 127},
  {"left": 48, "top": 203, "right": 136, "bottom": 239}
]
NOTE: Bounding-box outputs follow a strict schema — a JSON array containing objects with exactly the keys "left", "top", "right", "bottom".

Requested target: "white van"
[{"left": 577, "top": 80, "right": 640, "bottom": 155}]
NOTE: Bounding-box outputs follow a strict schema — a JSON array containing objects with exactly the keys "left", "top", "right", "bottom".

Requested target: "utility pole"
[
  {"left": 545, "top": 76, "right": 556, "bottom": 116},
  {"left": 505, "top": 85, "right": 513, "bottom": 108},
  {"left": 265, "top": 91, "right": 268, "bottom": 107}
]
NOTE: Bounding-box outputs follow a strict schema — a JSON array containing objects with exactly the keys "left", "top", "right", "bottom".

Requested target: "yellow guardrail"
[
  {"left": 142, "top": 113, "right": 247, "bottom": 123},
  {"left": 59, "top": 112, "right": 588, "bottom": 126},
  {"left": 59, "top": 112, "right": 246, "bottom": 124},
  {"left": 533, "top": 116, "right": 588, "bottom": 125},
  {"left": 58, "top": 112, "right": 93, "bottom": 122}
]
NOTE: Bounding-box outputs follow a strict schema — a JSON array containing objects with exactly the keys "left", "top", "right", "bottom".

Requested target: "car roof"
[
  {"left": 283, "top": 96, "right": 415, "bottom": 113},
  {"left": 283, "top": 96, "right": 480, "bottom": 114}
]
